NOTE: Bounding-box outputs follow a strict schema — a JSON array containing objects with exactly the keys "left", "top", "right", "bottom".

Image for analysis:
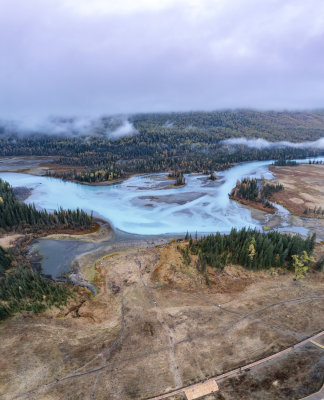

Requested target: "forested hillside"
[
  {"left": 131, "top": 110, "right": 324, "bottom": 141},
  {"left": 0, "top": 110, "right": 323, "bottom": 182},
  {"left": 3, "top": 110, "right": 324, "bottom": 142}
]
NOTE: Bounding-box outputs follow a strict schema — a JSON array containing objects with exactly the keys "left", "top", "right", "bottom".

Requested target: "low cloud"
[
  {"left": 109, "top": 119, "right": 137, "bottom": 138},
  {"left": 222, "top": 137, "right": 324, "bottom": 150},
  {"left": 0, "top": 115, "right": 137, "bottom": 139}
]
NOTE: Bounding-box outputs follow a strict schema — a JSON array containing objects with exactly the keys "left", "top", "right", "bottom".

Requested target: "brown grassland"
[
  {"left": 269, "top": 164, "right": 324, "bottom": 218},
  {"left": 0, "top": 241, "right": 323, "bottom": 400}
]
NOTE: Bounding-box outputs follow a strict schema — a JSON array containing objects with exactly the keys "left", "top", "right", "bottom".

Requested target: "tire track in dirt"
[
  {"left": 135, "top": 254, "right": 183, "bottom": 389},
  {"left": 12, "top": 325, "right": 324, "bottom": 400},
  {"left": 149, "top": 284, "right": 324, "bottom": 339},
  {"left": 10, "top": 285, "right": 324, "bottom": 399},
  {"left": 89, "top": 297, "right": 126, "bottom": 400}
]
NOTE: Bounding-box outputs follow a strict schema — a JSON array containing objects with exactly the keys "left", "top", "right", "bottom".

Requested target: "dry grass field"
[
  {"left": 1, "top": 241, "right": 324, "bottom": 400},
  {"left": 270, "top": 164, "right": 324, "bottom": 217}
]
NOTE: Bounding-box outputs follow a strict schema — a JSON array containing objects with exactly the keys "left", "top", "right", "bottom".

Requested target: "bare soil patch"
[
  {"left": 44, "top": 221, "right": 110, "bottom": 242},
  {"left": 0, "top": 233, "right": 24, "bottom": 248}
]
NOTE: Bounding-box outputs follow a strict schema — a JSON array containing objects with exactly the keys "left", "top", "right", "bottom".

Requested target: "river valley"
[{"left": 1, "top": 157, "right": 324, "bottom": 280}]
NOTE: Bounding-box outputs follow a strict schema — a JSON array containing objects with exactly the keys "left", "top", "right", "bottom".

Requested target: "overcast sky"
[{"left": 1, "top": 0, "right": 324, "bottom": 119}]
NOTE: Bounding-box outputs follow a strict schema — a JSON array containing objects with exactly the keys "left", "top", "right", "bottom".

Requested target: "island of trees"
[
  {"left": 230, "top": 178, "right": 283, "bottom": 212},
  {"left": 273, "top": 159, "right": 298, "bottom": 166},
  {"left": 168, "top": 170, "right": 186, "bottom": 186}
]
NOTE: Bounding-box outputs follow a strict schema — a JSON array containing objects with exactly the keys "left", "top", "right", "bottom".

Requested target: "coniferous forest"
[
  {"left": 0, "top": 179, "right": 92, "bottom": 232},
  {"left": 230, "top": 178, "right": 284, "bottom": 209},
  {"left": 0, "top": 254, "right": 74, "bottom": 321},
  {"left": 273, "top": 159, "right": 298, "bottom": 166},
  {"left": 0, "top": 179, "right": 93, "bottom": 321},
  {"left": 1, "top": 110, "right": 323, "bottom": 183},
  {"left": 182, "top": 228, "right": 316, "bottom": 272}
]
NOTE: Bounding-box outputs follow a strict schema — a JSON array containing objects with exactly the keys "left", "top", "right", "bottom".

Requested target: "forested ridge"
[
  {"left": 0, "top": 179, "right": 92, "bottom": 232},
  {"left": 0, "top": 110, "right": 323, "bottom": 183},
  {"left": 131, "top": 110, "right": 324, "bottom": 141},
  {"left": 181, "top": 228, "right": 316, "bottom": 273}
]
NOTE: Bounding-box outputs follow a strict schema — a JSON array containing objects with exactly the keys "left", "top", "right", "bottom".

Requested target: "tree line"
[
  {"left": 273, "top": 159, "right": 298, "bottom": 166},
  {"left": 46, "top": 165, "right": 125, "bottom": 183},
  {"left": 303, "top": 206, "right": 324, "bottom": 217},
  {"left": 0, "top": 179, "right": 92, "bottom": 232},
  {"left": 182, "top": 228, "right": 316, "bottom": 272}
]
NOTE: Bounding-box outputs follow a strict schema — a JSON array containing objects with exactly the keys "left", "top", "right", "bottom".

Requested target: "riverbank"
[
  {"left": 229, "top": 194, "right": 276, "bottom": 214},
  {"left": 27, "top": 219, "right": 178, "bottom": 293},
  {"left": 0, "top": 156, "right": 220, "bottom": 188},
  {"left": 0, "top": 156, "right": 54, "bottom": 175},
  {"left": 0, "top": 156, "right": 129, "bottom": 186},
  {"left": 0, "top": 233, "right": 24, "bottom": 249}
]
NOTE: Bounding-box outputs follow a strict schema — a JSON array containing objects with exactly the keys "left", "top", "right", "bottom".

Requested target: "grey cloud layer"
[{"left": 1, "top": 0, "right": 324, "bottom": 118}]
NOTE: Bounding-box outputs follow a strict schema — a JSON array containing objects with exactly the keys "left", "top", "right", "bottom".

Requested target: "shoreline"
[
  {"left": 0, "top": 155, "right": 221, "bottom": 187},
  {"left": 229, "top": 195, "right": 276, "bottom": 214},
  {"left": 26, "top": 220, "right": 181, "bottom": 292}
]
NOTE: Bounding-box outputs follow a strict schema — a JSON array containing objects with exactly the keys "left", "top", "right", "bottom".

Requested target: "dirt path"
[
  {"left": 3, "top": 244, "right": 324, "bottom": 400},
  {"left": 10, "top": 294, "right": 324, "bottom": 400},
  {"left": 89, "top": 297, "right": 126, "bottom": 400},
  {"left": 145, "top": 331, "right": 324, "bottom": 400},
  {"left": 148, "top": 284, "right": 316, "bottom": 340},
  {"left": 135, "top": 254, "right": 183, "bottom": 389}
]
